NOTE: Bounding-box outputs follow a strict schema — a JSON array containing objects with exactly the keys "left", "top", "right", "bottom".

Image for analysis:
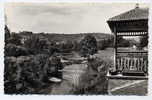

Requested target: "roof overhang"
[
  {"left": 107, "top": 8, "right": 149, "bottom": 33},
  {"left": 107, "top": 19, "right": 148, "bottom": 33}
]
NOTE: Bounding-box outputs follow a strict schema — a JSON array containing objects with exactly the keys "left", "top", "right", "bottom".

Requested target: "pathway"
[{"left": 50, "top": 64, "right": 87, "bottom": 94}]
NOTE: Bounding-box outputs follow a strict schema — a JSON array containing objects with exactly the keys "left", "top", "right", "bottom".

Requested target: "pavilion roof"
[{"left": 108, "top": 7, "right": 149, "bottom": 22}]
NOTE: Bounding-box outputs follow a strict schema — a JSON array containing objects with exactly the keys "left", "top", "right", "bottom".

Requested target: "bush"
[
  {"left": 23, "top": 35, "right": 56, "bottom": 55},
  {"left": 45, "top": 55, "right": 63, "bottom": 79},
  {"left": 98, "top": 37, "right": 114, "bottom": 50},
  {"left": 4, "top": 55, "right": 46, "bottom": 94},
  {"left": 4, "top": 54, "right": 64, "bottom": 94},
  {"left": 5, "top": 43, "right": 30, "bottom": 57},
  {"left": 136, "top": 36, "right": 148, "bottom": 50},
  {"left": 80, "top": 34, "right": 98, "bottom": 57},
  {"left": 7, "top": 33, "right": 22, "bottom": 45},
  {"left": 5, "top": 25, "right": 11, "bottom": 44},
  {"left": 98, "top": 40, "right": 108, "bottom": 50},
  {"left": 71, "top": 57, "right": 109, "bottom": 95},
  {"left": 4, "top": 57, "right": 18, "bottom": 94},
  {"left": 117, "top": 36, "right": 130, "bottom": 47}
]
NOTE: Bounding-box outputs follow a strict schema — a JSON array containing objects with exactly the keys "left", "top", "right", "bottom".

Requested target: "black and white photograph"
[{"left": 4, "top": 2, "right": 149, "bottom": 95}]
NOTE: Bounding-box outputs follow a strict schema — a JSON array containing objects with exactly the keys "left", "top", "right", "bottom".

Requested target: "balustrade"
[{"left": 115, "top": 53, "right": 148, "bottom": 75}]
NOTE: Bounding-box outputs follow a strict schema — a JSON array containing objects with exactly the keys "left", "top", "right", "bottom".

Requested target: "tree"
[
  {"left": 80, "top": 34, "right": 98, "bottom": 58},
  {"left": 140, "top": 36, "right": 148, "bottom": 48},
  {"left": 98, "top": 39, "right": 108, "bottom": 50},
  {"left": 117, "top": 36, "right": 130, "bottom": 47},
  {"left": 5, "top": 43, "right": 30, "bottom": 57},
  {"left": 4, "top": 54, "right": 50, "bottom": 94},
  {"left": 24, "top": 35, "right": 58, "bottom": 55},
  {"left": 45, "top": 55, "right": 63, "bottom": 79},
  {"left": 7, "top": 33, "right": 22, "bottom": 45},
  {"left": 5, "top": 25, "right": 11, "bottom": 44}
]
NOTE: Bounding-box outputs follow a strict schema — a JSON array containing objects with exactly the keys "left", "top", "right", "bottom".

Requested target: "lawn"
[{"left": 109, "top": 79, "right": 148, "bottom": 95}]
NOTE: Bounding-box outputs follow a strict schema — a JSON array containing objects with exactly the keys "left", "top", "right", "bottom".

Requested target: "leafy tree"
[
  {"left": 24, "top": 36, "right": 48, "bottom": 54},
  {"left": 98, "top": 39, "right": 108, "bottom": 50},
  {"left": 139, "top": 36, "right": 148, "bottom": 48},
  {"left": 4, "top": 54, "right": 50, "bottom": 94},
  {"left": 80, "top": 34, "right": 98, "bottom": 57},
  {"left": 24, "top": 35, "right": 60, "bottom": 55},
  {"left": 5, "top": 43, "right": 30, "bottom": 57},
  {"left": 20, "top": 31, "right": 33, "bottom": 36},
  {"left": 45, "top": 55, "right": 63, "bottom": 79},
  {"left": 117, "top": 36, "right": 130, "bottom": 47},
  {"left": 5, "top": 25, "right": 11, "bottom": 44},
  {"left": 7, "top": 33, "right": 22, "bottom": 45},
  {"left": 59, "top": 40, "right": 74, "bottom": 53},
  {"left": 135, "top": 36, "right": 148, "bottom": 50}
]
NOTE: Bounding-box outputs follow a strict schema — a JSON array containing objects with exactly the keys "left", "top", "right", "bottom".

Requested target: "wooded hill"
[{"left": 18, "top": 31, "right": 114, "bottom": 42}]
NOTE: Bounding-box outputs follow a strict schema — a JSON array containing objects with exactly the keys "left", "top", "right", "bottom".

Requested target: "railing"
[{"left": 116, "top": 52, "right": 148, "bottom": 75}]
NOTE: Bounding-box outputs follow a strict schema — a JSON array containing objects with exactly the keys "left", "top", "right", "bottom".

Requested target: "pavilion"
[{"left": 107, "top": 4, "right": 149, "bottom": 78}]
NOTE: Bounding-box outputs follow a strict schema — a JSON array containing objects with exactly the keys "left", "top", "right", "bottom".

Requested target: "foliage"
[
  {"left": 7, "top": 33, "right": 22, "bottom": 45},
  {"left": 117, "top": 36, "right": 130, "bottom": 47},
  {"left": 5, "top": 43, "right": 30, "bottom": 57},
  {"left": 20, "top": 31, "right": 33, "bottom": 36},
  {"left": 80, "top": 34, "right": 98, "bottom": 57},
  {"left": 71, "top": 57, "right": 109, "bottom": 95},
  {"left": 136, "top": 36, "right": 148, "bottom": 50},
  {"left": 45, "top": 55, "right": 63, "bottom": 79},
  {"left": 23, "top": 35, "right": 57, "bottom": 55},
  {"left": 140, "top": 36, "right": 148, "bottom": 47},
  {"left": 59, "top": 40, "right": 77, "bottom": 53},
  {"left": 97, "top": 37, "right": 114, "bottom": 50},
  {"left": 43, "top": 33, "right": 113, "bottom": 52},
  {"left": 4, "top": 54, "right": 63, "bottom": 94},
  {"left": 5, "top": 25, "right": 11, "bottom": 44}
]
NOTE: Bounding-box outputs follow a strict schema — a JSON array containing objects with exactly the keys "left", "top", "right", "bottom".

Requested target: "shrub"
[
  {"left": 4, "top": 57, "right": 19, "bottom": 94},
  {"left": 7, "top": 33, "right": 22, "bottom": 45},
  {"left": 45, "top": 55, "right": 63, "bottom": 79},
  {"left": 5, "top": 25, "right": 11, "bottom": 44},
  {"left": 98, "top": 40, "right": 108, "bottom": 50},
  {"left": 5, "top": 43, "right": 30, "bottom": 57},
  {"left": 5, "top": 54, "right": 46, "bottom": 94},
  {"left": 136, "top": 36, "right": 148, "bottom": 50},
  {"left": 23, "top": 35, "right": 56, "bottom": 55},
  {"left": 98, "top": 37, "right": 114, "bottom": 50},
  {"left": 117, "top": 36, "right": 130, "bottom": 47},
  {"left": 4, "top": 54, "right": 64, "bottom": 94},
  {"left": 80, "top": 34, "right": 98, "bottom": 57}
]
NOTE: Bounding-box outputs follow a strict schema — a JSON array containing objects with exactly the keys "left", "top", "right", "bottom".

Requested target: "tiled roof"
[{"left": 108, "top": 7, "right": 149, "bottom": 21}]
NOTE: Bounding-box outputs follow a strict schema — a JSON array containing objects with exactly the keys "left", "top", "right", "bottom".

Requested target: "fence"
[{"left": 116, "top": 52, "right": 148, "bottom": 75}]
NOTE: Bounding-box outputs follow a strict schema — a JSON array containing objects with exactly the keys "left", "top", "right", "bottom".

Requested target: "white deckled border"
[{"left": 0, "top": 0, "right": 152, "bottom": 100}]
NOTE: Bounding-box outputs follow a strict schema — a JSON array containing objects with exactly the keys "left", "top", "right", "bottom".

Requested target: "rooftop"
[{"left": 108, "top": 7, "right": 149, "bottom": 22}]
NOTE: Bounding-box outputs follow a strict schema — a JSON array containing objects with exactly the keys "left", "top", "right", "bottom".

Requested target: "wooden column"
[{"left": 114, "top": 26, "right": 118, "bottom": 73}]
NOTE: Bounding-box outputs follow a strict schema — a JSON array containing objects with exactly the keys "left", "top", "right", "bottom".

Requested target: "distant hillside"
[
  {"left": 39, "top": 33, "right": 114, "bottom": 42},
  {"left": 17, "top": 31, "right": 114, "bottom": 43}
]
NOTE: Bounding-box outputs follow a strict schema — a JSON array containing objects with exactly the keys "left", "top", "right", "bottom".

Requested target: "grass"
[
  {"left": 109, "top": 79, "right": 148, "bottom": 95},
  {"left": 49, "top": 64, "right": 86, "bottom": 94}
]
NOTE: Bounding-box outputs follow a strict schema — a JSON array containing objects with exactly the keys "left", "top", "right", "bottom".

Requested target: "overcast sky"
[{"left": 5, "top": 3, "right": 149, "bottom": 34}]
